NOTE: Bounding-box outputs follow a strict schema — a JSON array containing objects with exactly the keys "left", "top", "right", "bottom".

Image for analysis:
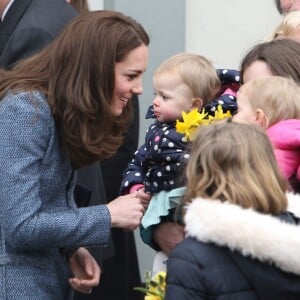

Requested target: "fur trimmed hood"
[{"left": 185, "top": 192, "right": 300, "bottom": 275}]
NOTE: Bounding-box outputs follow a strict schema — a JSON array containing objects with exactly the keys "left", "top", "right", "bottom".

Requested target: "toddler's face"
[
  {"left": 152, "top": 73, "right": 194, "bottom": 123},
  {"left": 236, "top": 60, "right": 273, "bottom": 126}
]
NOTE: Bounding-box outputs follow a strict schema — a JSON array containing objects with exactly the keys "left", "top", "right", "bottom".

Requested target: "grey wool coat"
[{"left": 0, "top": 91, "right": 111, "bottom": 299}]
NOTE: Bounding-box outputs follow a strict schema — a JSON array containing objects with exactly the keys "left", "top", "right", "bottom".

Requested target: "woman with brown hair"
[
  {"left": 0, "top": 10, "right": 149, "bottom": 299},
  {"left": 67, "top": 2, "right": 145, "bottom": 299}
]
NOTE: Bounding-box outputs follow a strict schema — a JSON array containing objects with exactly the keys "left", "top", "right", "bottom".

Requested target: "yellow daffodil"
[
  {"left": 209, "top": 104, "right": 231, "bottom": 121},
  {"left": 134, "top": 271, "right": 167, "bottom": 300},
  {"left": 145, "top": 295, "right": 161, "bottom": 300},
  {"left": 176, "top": 105, "right": 231, "bottom": 141},
  {"left": 176, "top": 109, "right": 208, "bottom": 141}
]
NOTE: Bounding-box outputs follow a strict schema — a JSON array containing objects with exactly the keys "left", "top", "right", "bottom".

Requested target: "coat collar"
[
  {"left": 184, "top": 192, "right": 300, "bottom": 275},
  {"left": 0, "top": 0, "right": 31, "bottom": 56}
]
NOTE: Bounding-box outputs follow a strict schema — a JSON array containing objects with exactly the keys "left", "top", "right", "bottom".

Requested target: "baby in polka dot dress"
[
  {"left": 120, "top": 53, "right": 240, "bottom": 229},
  {"left": 120, "top": 52, "right": 220, "bottom": 194}
]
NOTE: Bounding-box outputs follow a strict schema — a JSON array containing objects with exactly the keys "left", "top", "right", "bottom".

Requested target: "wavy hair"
[
  {"left": 0, "top": 10, "right": 149, "bottom": 168},
  {"left": 183, "top": 121, "right": 287, "bottom": 214}
]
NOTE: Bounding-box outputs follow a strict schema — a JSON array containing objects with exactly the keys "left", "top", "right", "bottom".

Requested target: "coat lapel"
[{"left": 0, "top": 0, "right": 32, "bottom": 56}]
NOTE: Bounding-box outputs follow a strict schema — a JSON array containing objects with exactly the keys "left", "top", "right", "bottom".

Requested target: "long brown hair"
[
  {"left": 0, "top": 10, "right": 149, "bottom": 168},
  {"left": 183, "top": 121, "right": 287, "bottom": 214}
]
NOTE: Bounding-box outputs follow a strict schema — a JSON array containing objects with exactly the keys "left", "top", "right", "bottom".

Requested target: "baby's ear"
[
  {"left": 191, "top": 98, "right": 203, "bottom": 110},
  {"left": 255, "top": 108, "right": 269, "bottom": 128}
]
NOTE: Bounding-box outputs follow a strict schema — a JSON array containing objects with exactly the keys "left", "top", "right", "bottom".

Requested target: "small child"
[
  {"left": 120, "top": 53, "right": 221, "bottom": 199},
  {"left": 120, "top": 54, "right": 239, "bottom": 197},
  {"left": 120, "top": 54, "right": 235, "bottom": 221},
  {"left": 165, "top": 121, "right": 300, "bottom": 299},
  {"left": 233, "top": 76, "right": 300, "bottom": 192}
]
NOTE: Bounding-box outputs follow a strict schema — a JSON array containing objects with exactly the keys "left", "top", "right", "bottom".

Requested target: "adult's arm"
[{"left": 0, "top": 92, "right": 111, "bottom": 250}]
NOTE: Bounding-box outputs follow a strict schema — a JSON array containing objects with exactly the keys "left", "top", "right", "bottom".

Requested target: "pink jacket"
[{"left": 267, "top": 119, "right": 300, "bottom": 187}]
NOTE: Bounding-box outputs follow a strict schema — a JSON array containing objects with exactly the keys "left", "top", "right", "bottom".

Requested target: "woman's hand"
[
  {"left": 106, "top": 193, "right": 144, "bottom": 231},
  {"left": 68, "top": 247, "right": 101, "bottom": 294}
]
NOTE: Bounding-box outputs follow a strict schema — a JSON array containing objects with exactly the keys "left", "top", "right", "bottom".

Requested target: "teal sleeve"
[{"left": 139, "top": 223, "right": 161, "bottom": 251}]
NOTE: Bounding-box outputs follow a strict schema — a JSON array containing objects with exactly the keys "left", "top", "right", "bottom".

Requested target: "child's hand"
[{"left": 136, "top": 187, "right": 152, "bottom": 210}]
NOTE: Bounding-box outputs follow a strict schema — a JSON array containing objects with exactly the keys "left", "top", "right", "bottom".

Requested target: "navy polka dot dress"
[
  {"left": 120, "top": 116, "right": 189, "bottom": 195},
  {"left": 204, "top": 68, "right": 240, "bottom": 115}
]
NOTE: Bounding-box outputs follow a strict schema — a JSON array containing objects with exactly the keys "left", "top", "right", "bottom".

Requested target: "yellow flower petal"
[
  {"left": 214, "top": 105, "right": 232, "bottom": 120},
  {"left": 175, "top": 106, "right": 231, "bottom": 141},
  {"left": 145, "top": 296, "right": 161, "bottom": 300}
]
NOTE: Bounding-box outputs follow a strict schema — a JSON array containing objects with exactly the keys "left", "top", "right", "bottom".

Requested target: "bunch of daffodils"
[
  {"left": 176, "top": 105, "right": 231, "bottom": 141},
  {"left": 134, "top": 271, "right": 166, "bottom": 300}
]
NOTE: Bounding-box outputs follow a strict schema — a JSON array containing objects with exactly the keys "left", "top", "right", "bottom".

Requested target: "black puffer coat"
[{"left": 166, "top": 193, "right": 300, "bottom": 300}]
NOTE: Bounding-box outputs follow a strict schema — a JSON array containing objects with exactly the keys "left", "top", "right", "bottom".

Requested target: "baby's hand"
[{"left": 136, "top": 188, "right": 151, "bottom": 209}]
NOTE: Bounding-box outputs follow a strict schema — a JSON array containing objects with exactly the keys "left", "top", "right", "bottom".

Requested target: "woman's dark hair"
[
  {"left": 0, "top": 10, "right": 149, "bottom": 168},
  {"left": 240, "top": 39, "right": 300, "bottom": 84}
]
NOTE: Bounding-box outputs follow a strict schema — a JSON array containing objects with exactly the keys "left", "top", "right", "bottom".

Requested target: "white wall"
[
  {"left": 186, "top": 0, "right": 281, "bottom": 69},
  {"left": 87, "top": 0, "right": 103, "bottom": 10}
]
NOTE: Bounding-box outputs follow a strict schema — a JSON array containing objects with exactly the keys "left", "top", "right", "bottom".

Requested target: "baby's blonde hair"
[
  {"left": 239, "top": 76, "right": 300, "bottom": 127},
  {"left": 153, "top": 53, "right": 220, "bottom": 106},
  {"left": 183, "top": 121, "right": 287, "bottom": 214},
  {"left": 266, "top": 10, "right": 300, "bottom": 41}
]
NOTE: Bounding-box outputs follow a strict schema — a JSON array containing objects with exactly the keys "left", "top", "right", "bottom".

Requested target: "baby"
[{"left": 233, "top": 76, "right": 300, "bottom": 192}]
